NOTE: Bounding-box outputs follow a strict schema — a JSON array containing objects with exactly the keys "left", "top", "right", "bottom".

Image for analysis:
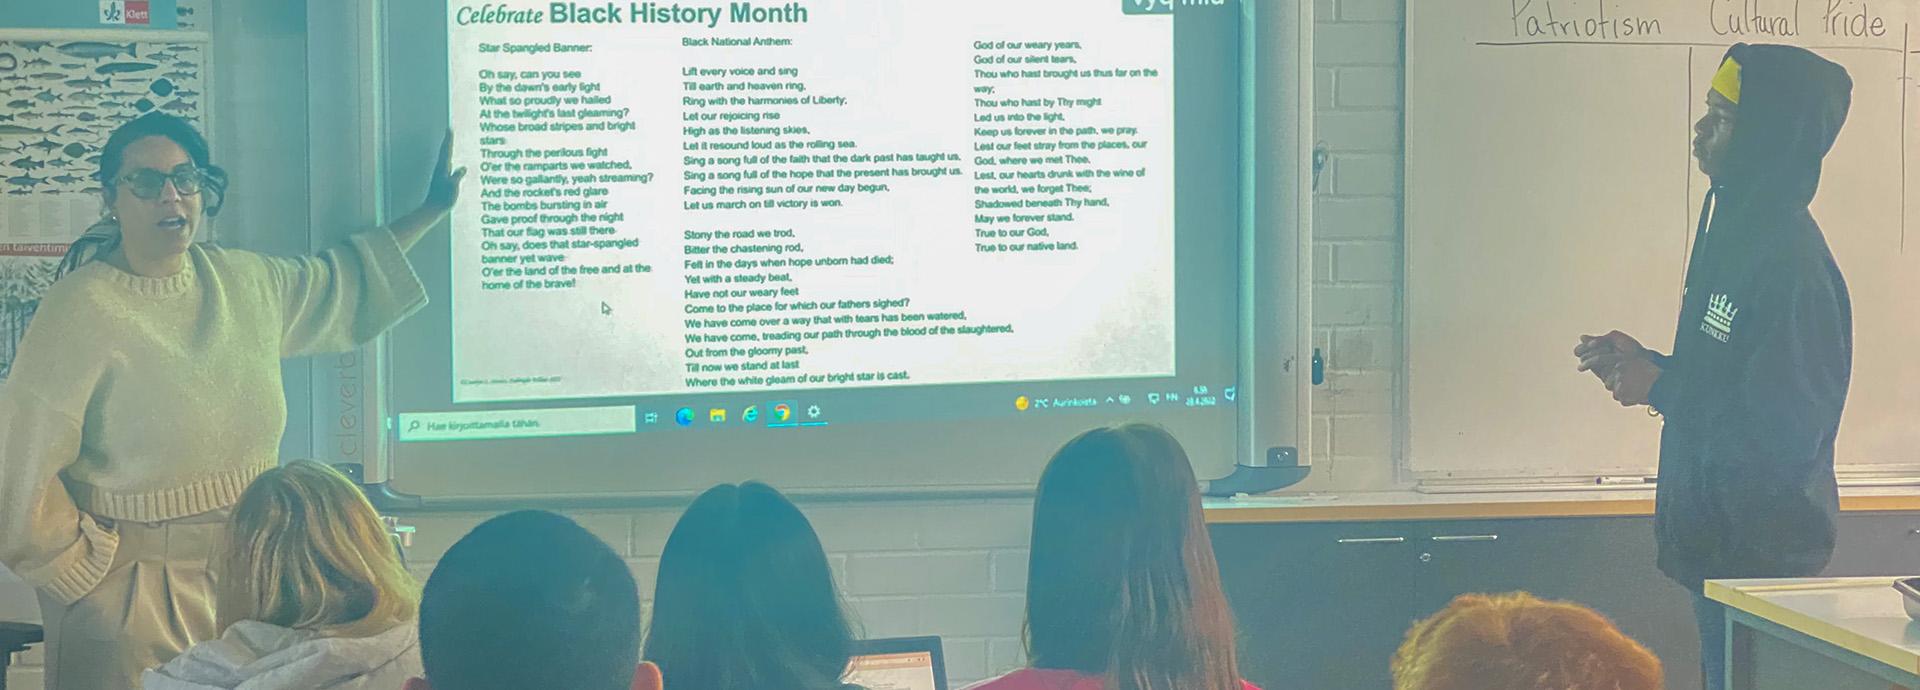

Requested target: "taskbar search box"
[{"left": 396, "top": 405, "right": 637, "bottom": 442}]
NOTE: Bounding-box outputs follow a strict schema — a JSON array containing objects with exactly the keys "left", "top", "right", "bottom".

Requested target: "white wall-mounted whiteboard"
[{"left": 1407, "top": 0, "right": 1920, "bottom": 480}]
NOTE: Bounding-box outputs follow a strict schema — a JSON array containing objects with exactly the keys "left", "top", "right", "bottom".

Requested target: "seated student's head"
[
  {"left": 217, "top": 459, "right": 417, "bottom": 636},
  {"left": 644, "top": 482, "right": 856, "bottom": 690},
  {"left": 1393, "top": 592, "right": 1663, "bottom": 690},
  {"left": 406, "top": 510, "right": 659, "bottom": 690},
  {"left": 1025, "top": 424, "right": 1245, "bottom": 690}
]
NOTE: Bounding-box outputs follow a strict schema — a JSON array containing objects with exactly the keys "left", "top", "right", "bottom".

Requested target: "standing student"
[
  {"left": 643, "top": 482, "right": 862, "bottom": 690},
  {"left": 406, "top": 510, "right": 662, "bottom": 690},
  {"left": 1575, "top": 44, "right": 1852, "bottom": 690},
  {"left": 0, "top": 112, "right": 461, "bottom": 689},
  {"left": 969, "top": 424, "right": 1258, "bottom": 690},
  {"left": 143, "top": 461, "right": 423, "bottom": 690}
]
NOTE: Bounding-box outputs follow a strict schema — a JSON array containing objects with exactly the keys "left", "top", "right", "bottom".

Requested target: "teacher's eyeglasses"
[{"left": 117, "top": 166, "right": 207, "bottom": 200}]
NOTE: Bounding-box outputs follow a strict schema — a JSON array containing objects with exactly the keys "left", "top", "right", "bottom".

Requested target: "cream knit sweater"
[{"left": 0, "top": 229, "right": 425, "bottom": 604}]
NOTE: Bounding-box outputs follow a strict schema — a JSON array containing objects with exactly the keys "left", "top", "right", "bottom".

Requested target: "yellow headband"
[{"left": 1711, "top": 56, "right": 1742, "bottom": 104}]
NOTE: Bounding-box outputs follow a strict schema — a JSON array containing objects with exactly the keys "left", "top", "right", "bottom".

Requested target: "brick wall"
[{"left": 1304, "top": 0, "right": 1406, "bottom": 492}]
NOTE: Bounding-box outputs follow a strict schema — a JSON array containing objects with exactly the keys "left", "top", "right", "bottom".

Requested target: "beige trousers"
[{"left": 35, "top": 509, "right": 226, "bottom": 690}]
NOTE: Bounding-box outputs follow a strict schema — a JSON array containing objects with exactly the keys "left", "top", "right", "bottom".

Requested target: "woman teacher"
[{"left": 0, "top": 112, "right": 463, "bottom": 689}]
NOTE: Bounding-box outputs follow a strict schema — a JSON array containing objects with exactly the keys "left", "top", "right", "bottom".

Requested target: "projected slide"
[{"left": 448, "top": 1, "right": 1176, "bottom": 403}]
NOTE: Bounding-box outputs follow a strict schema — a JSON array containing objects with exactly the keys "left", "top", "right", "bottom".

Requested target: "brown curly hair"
[{"left": 1393, "top": 592, "right": 1663, "bottom": 690}]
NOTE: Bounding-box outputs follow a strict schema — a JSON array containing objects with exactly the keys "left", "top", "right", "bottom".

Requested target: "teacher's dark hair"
[
  {"left": 644, "top": 482, "right": 858, "bottom": 690},
  {"left": 56, "top": 112, "right": 229, "bottom": 278}
]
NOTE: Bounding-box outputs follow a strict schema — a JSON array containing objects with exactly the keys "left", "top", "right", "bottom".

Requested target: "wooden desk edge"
[
  {"left": 1204, "top": 495, "right": 1920, "bottom": 524},
  {"left": 1706, "top": 579, "right": 1920, "bottom": 676}
]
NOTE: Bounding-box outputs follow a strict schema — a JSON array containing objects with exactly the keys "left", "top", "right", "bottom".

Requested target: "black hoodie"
[{"left": 1647, "top": 44, "right": 1854, "bottom": 591}]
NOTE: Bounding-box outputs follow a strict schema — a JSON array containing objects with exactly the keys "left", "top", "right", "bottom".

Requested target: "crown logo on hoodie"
[{"left": 1701, "top": 292, "right": 1739, "bottom": 343}]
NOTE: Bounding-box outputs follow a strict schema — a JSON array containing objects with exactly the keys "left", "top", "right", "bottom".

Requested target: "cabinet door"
[
  {"left": 1415, "top": 517, "right": 1703, "bottom": 690},
  {"left": 1828, "top": 512, "right": 1920, "bottom": 576},
  {"left": 1210, "top": 512, "right": 1920, "bottom": 690},
  {"left": 1212, "top": 522, "right": 1421, "bottom": 690}
]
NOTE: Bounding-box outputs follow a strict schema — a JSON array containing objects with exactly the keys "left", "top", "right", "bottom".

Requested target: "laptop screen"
[{"left": 846, "top": 637, "right": 947, "bottom": 690}]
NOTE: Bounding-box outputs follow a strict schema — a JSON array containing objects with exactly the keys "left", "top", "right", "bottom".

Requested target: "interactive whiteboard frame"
[{"left": 301, "top": 0, "right": 1315, "bottom": 506}]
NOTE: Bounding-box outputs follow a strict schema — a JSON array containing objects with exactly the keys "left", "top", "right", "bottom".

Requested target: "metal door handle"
[
  {"left": 1336, "top": 537, "right": 1407, "bottom": 544},
  {"left": 1431, "top": 535, "right": 1499, "bottom": 543}
]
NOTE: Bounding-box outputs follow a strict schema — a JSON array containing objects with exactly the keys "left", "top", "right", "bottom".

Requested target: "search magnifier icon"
[{"left": 406, "top": 419, "right": 420, "bottom": 433}]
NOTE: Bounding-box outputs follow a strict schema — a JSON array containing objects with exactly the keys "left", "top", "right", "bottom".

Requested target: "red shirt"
[{"left": 965, "top": 668, "right": 1262, "bottom": 690}]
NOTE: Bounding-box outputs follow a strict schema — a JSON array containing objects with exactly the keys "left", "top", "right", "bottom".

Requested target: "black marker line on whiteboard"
[
  {"left": 1476, "top": 40, "right": 1906, "bottom": 54},
  {"left": 1684, "top": 46, "right": 1694, "bottom": 297}
]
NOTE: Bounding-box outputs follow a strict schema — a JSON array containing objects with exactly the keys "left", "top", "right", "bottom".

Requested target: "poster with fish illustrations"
[{"left": 0, "top": 14, "right": 206, "bottom": 379}]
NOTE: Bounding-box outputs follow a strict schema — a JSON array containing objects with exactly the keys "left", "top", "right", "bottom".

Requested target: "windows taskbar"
[{"left": 394, "top": 382, "right": 1237, "bottom": 443}]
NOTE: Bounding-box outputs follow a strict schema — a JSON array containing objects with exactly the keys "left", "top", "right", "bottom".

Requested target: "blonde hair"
[
  {"left": 1393, "top": 592, "right": 1663, "bottom": 690},
  {"left": 216, "top": 460, "right": 418, "bottom": 635}
]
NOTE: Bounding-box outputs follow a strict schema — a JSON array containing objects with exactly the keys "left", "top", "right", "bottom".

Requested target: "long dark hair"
[
  {"left": 56, "top": 112, "right": 229, "bottom": 278},
  {"left": 1026, "top": 424, "right": 1242, "bottom": 690},
  {"left": 644, "top": 482, "right": 858, "bottom": 690}
]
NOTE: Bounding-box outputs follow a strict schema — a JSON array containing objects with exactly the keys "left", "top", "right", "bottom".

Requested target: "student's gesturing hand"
[
  {"left": 1576, "top": 330, "right": 1648, "bottom": 383},
  {"left": 1604, "top": 356, "right": 1662, "bottom": 407}
]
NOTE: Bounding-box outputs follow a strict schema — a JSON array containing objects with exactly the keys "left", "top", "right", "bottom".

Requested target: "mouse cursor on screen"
[{"left": 601, "top": 302, "right": 612, "bottom": 316}]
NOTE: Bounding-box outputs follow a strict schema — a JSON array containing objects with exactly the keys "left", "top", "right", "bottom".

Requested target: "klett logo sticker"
[{"left": 100, "top": 1, "right": 150, "bottom": 26}]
